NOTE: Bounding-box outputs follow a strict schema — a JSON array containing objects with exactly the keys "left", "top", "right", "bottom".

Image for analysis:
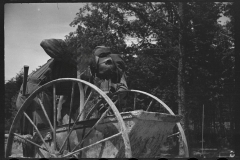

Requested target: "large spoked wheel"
[
  {"left": 5, "top": 78, "right": 132, "bottom": 158},
  {"left": 108, "top": 89, "right": 189, "bottom": 158}
]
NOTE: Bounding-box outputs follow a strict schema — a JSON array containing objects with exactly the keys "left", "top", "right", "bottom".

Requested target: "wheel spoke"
[
  {"left": 53, "top": 84, "right": 57, "bottom": 151},
  {"left": 37, "top": 98, "right": 54, "bottom": 134},
  {"left": 35, "top": 147, "right": 45, "bottom": 158},
  {"left": 71, "top": 107, "right": 111, "bottom": 152},
  {"left": 77, "top": 96, "right": 102, "bottom": 158},
  {"left": 67, "top": 82, "right": 76, "bottom": 151},
  {"left": 23, "top": 112, "right": 51, "bottom": 153},
  {"left": 78, "top": 82, "right": 85, "bottom": 121},
  {"left": 85, "top": 98, "right": 103, "bottom": 120},
  {"left": 85, "top": 94, "right": 118, "bottom": 120},
  {"left": 133, "top": 93, "right": 137, "bottom": 110},
  {"left": 118, "top": 94, "right": 121, "bottom": 112},
  {"left": 7, "top": 78, "right": 132, "bottom": 158},
  {"left": 84, "top": 85, "right": 89, "bottom": 94},
  {"left": 63, "top": 132, "right": 121, "bottom": 158},
  {"left": 13, "top": 133, "right": 49, "bottom": 153},
  {"left": 146, "top": 100, "right": 154, "bottom": 111},
  {"left": 81, "top": 99, "right": 118, "bottom": 156},
  {"left": 59, "top": 91, "right": 93, "bottom": 153}
]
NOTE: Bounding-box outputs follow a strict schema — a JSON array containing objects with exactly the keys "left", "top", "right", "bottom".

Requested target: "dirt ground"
[{"left": 6, "top": 139, "right": 231, "bottom": 158}]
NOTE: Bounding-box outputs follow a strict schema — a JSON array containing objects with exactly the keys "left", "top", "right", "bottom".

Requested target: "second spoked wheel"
[
  {"left": 5, "top": 78, "right": 132, "bottom": 158},
  {"left": 105, "top": 89, "right": 189, "bottom": 157}
]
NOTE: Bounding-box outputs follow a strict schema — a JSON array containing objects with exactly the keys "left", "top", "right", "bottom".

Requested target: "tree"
[
  {"left": 178, "top": 2, "right": 187, "bottom": 156},
  {"left": 4, "top": 65, "right": 44, "bottom": 131},
  {"left": 233, "top": 1, "right": 240, "bottom": 156},
  {"left": 66, "top": 3, "right": 128, "bottom": 51},
  {"left": 5, "top": 70, "right": 23, "bottom": 130},
  {"left": 66, "top": 2, "right": 234, "bottom": 155}
]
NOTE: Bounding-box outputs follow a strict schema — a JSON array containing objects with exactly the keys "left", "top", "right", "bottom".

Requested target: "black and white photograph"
[{"left": 4, "top": 2, "right": 239, "bottom": 158}]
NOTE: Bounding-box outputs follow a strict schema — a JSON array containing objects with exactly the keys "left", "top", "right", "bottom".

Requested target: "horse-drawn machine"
[{"left": 5, "top": 39, "right": 189, "bottom": 158}]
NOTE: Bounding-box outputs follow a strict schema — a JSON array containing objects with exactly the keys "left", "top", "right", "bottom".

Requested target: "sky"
[
  {"left": 4, "top": 3, "right": 229, "bottom": 82},
  {"left": 4, "top": 3, "right": 85, "bottom": 81}
]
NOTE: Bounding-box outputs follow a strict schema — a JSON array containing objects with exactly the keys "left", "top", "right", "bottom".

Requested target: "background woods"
[{"left": 5, "top": 2, "right": 237, "bottom": 156}]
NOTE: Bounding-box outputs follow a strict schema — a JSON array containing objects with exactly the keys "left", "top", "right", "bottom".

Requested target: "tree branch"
[
  {"left": 149, "top": 2, "right": 156, "bottom": 12},
  {"left": 169, "top": 2, "right": 183, "bottom": 27},
  {"left": 126, "top": 2, "right": 180, "bottom": 31},
  {"left": 104, "top": 3, "right": 111, "bottom": 44},
  {"left": 105, "top": 3, "right": 111, "bottom": 31},
  {"left": 219, "top": 32, "right": 234, "bottom": 40},
  {"left": 158, "top": 58, "right": 178, "bottom": 70}
]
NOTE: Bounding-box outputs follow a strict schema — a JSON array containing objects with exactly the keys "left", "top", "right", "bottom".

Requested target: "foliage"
[
  {"left": 5, "top": 2, "right": 235, "bottom": 153},
  {"left": 5, "top": 66, "right": 43, "bottom": 130},
  {"left": 64, "top": 2, "right": 235, "bottom": 150},
  {"left": 5, "top": 70, "right": 23, "bottom": 130}
]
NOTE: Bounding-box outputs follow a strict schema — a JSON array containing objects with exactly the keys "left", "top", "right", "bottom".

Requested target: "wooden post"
[
  {"left": 178, "top": 2, "right": 187, "bottom": 156},
  {"left": 133, "top": 94, "right": 137, "bottom": 110},
  {"left": 22, "top": 65, "right": 29, "bottom": 96},
  {"left": 22, "top": 65, "right": 29, "bottom": 135},
  {"left": 234, "top": 1, "right": 240, "bottom": 157},
  {"left": 53, "top": 84, "right": 56, "bottom": 150}
]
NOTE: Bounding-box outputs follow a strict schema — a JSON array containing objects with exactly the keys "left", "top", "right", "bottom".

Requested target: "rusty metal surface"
[{"left": 114, "top": 89, "right": 189, "bottom": 157}]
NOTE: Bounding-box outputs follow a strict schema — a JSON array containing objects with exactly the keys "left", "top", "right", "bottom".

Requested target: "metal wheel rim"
[
  {"left": 5, "top": 78, "right": 132, "bottom": 158},
  {"left": 111, "top": 89, "right": 189, "bottom": 157}
]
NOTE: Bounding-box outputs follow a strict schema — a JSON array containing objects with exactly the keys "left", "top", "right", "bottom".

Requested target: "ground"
[{"left": 5, "top": 138, "right": 234, "bottom": 158}]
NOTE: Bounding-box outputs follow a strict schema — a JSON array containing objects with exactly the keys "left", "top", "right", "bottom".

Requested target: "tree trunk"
[
  {"left": 218, "top": 103, "right": 225, "bottom": 149},
  {"left": 234, "top": 1, "right": 240, "bottom": 157},
  {"left": 230, "top": 96, "right": 234, "bottom": 148},
  {"left": 178, "top": 2, "right": 188, "bottom": 156}
]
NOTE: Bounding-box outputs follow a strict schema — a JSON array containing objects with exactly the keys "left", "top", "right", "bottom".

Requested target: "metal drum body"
[{"left": 37, "top": 110, "right": 181, "bottom": 158}]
